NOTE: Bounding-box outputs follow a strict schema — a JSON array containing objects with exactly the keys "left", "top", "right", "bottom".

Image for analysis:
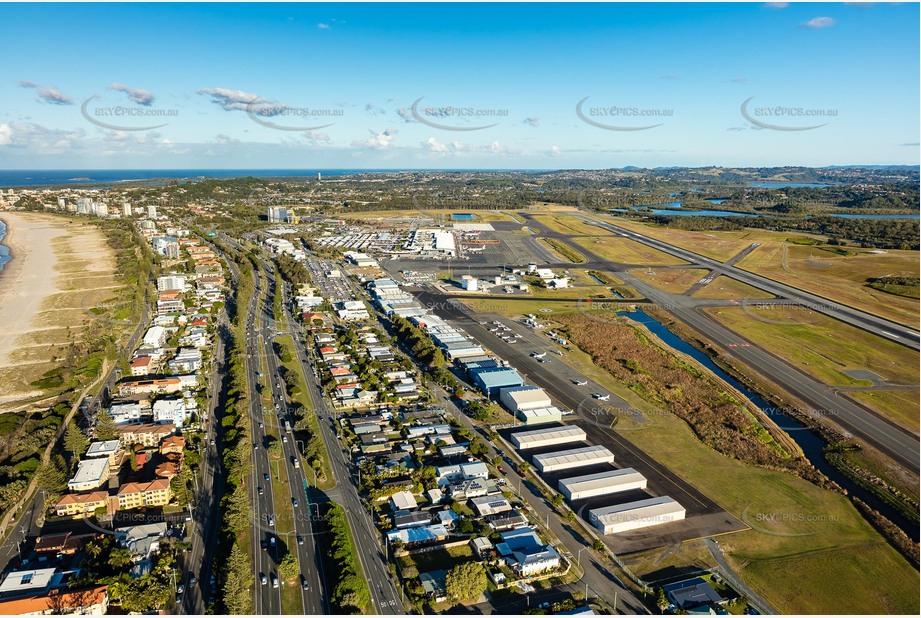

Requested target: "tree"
[
  {"left": 445, "top": 561, "right": 487, "bottom": 603},
  {"left": 278, "top": 552, "right": 299, "bottom": 581},
  {"left": 94, "top": 409, "right": 117, "bottom": 440},
  {"left": 591, "top": 539, "right": 605, "bottom": 553},
  {"left": 657, "top": 587, "right": 670, "bottom": 612},
  {"left": 108, "top": 548, "right": 134, "bottom": 570},
  {"left": 64, "top": 422, "right": 89, "bottom": 465},
  {"left": 223, "top": 542, "right": 254, "bottom": 614},
  {"left": 551, "top": 494, "right": 564, "bottom": 507}
]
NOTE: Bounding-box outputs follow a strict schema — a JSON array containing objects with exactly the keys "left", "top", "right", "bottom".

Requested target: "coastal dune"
[{"left": 0, "top": 212, "right": 119, "bottom": 411}]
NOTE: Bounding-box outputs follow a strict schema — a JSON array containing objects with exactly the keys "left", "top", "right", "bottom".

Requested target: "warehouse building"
[
  {"left": 589, "top": 496, "right": 686, "bottom": 534},
  {"left": 516, "top": 406, "right": 563, "bottom": 426},
  {"left": 558, "top": 468, "right": 648, "bottom": 501},
  {"left": 511, "top": 426, "right": 587, "bottom": 450},
  {"left": 473, "top": 367, "right": 524, "bottom": 397},
  {"left": 499, "top": 385, "right": 552, "bottom": 413},
  {"left": 533, "top": 445, "right": 615, "bottom": 473}
]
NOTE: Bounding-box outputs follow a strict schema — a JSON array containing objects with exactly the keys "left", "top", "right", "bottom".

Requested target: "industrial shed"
[
  {"left": 589, "top": 496, "right": 686, "bottom": 534},
  {"left": 511, "top": 426, "right": 586, "bottom": 450},
  {"left": 533, "top": 445, "right": 615, "bottom": 473},
  {"left": 558, "top": 468, "right": 647, "bottom": 500}
]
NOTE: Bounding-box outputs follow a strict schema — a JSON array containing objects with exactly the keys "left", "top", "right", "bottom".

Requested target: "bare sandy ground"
[
  {"left": 0, "top": 213, "right": 68, "bottom": 369},
  {"left": 0, "top": 212, "right": 119, "bottom": 410}
]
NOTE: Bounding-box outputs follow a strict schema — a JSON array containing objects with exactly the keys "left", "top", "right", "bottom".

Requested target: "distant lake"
[
  {"left": 707, "top": 198, "right": 728, "bottom": 204},
  {"left": 646, "top": 208, "right": 758, "bottom": 218},
  {"left": 749, "top": 182, "right": 831, "bottom": 188}
]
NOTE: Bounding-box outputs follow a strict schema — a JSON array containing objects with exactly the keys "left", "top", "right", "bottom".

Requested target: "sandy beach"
[
  {"left": 0, "top": 212, "right": 68, "bottom": 369},
  {"left": 0, "top": 212, "right": 124, "bottom": 412}
]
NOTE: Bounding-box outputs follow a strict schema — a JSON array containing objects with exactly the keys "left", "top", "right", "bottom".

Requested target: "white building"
[
  {"left": 109, "top": 402, "right": 144, "bottom": 425},
  {"left": 85, "top": 440, "right": 123, "bottom": 466},
  {"left": 152, "top": 398, "right": 187, "bottom": 428},
  {"left": 142, "top": 326, "right": 168, "bottom": 348},
  {"left": 589, "top": 496, "right": 686, "bottom": 534},
  {"left": 68, "top": 458, "right": 111, "bottom": 492},
  {"left": 511, "top": 426, "right": 587, "bottom": 450},
  {"left": 499, "top": 386, "right": 552, "bottom": 413},
  {"left": 460, "top": 275, "right": 479, "bottom": 291},
  {"left": 157, "top": 275, "right": 187, "bottom": 292},
  {"left": 533, "top": 445, "right": 615, "bottom": 473},
  {"left": 168, "top": 348, "right": 203, "bottom": 373},
  {"left": 558, "top": 469, "right": 648, "bottom": 501}
]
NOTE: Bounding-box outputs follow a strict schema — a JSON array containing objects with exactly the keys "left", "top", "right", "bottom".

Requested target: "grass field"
[
  {"left": 573, "top": 235, "right": 691, "bottom": 265},
  {"left": 610, "top": 377, "right": 919, "bottom": 614},
  {"left": 627, "top": 267, "right": 711, "bottom": 294},
  {"left": 532, "top": 214, "right": 615, "bottom": 237},
  {"left": 845, "top": 390, "right": 921, "bottom": 438},
  {"left": 704, "top": 305, "right": 919, "bottom": 431},
  {"left": 591, "top": 214, "right": 813, "bottom": 262},
  {"left": 690, "top": 276, "right": 775, "bottom": 300},
  {"left": 735, "top": 242, "right": 919, "bottom": 327},
  {"left": 538, "top": 237, "right": 587, "bottom": 263}
]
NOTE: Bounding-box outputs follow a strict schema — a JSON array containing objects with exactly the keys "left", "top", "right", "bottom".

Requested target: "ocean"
[{"left": 0, "top": 220, "right": 9, "bottom": 273}]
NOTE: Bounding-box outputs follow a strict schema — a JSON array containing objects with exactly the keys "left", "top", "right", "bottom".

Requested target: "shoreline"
[
  {"left": 0, "top": 215, "right": 13, "bottom": 275},
  {"left": 0, "top": 212, "right": 67, "bottom": 371}
]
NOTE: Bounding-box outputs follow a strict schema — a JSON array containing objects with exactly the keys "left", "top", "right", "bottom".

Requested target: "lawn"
[
  {"left": 590, "top": 214, "right": 806, "bottom": 262},
  {"left": 735, "top": 242, "right": 919, "bottom": 327},
  {"left": 572, "top": 235, "right": 691, "bottom": 266},
  {"left": 703, "top": 305, "right": 919, "bottom": 431},
  {"left": 690, "top": 276, "right": 775, "bottom": 300},
  {"left": 626, "top": 267, "right": 711, "bottom": 295},
  {"left": 532, "top": 214, "right": 615, "bottom": 237},
  {"left": 611, "top": 385, "right": 919, "bottom": 614},
  {"left": 398, "top": 544, "right": 474, "bottom": 575},
  {"left": 538, "top": 237, "right": 587, "bottom": 263},
  {"left": 845, "top": 390, "right": 921, "bottom": 439}
]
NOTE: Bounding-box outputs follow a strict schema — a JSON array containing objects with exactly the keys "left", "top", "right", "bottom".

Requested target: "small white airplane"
[
  {"left": 574, "top": 380, "right": 588, "bottom": 386},
  {"left": 593, "top": 393, "right": 610, "bottom": 401},
  {"left": 531, "top": 352, "right": 546, "bottom": 359}
]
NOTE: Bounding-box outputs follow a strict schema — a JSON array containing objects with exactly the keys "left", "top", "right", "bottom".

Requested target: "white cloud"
[
  {"left": 109, "top": 83, "right": 155, "bottom": 106},
  {"left": 0, "top": 124, "right": 11, "bottom": 146},
  {"left": 317, "top": 23, "right": 330, "bottom": 29},
  {"left": 523, "top": 117, "right": 540, "bottom": 127},
  {"left": 365, "top": 103, "right": 386, "bottom": 116},
  {"left": 197, "top": 87, "right": 266, "bottom": 111},
  {"left": 550, "top": 145, "right": 561, "bottom": 157},
  {"left": 19, "top": 81, "right": 75, "bottom": 105},
  {"left": 352, "top": 128, "right": 398, "bottom": 150},
  {"left": 396, "top": 108, "right": 415, "bottom": 123},
  {"left": 422, "top": 137, "right": 449, "bottom": 153},
  {"left": 801, "top": 16, "right": 836, "bottom": 28},
  {"left": 764, "top": 2, "right": 788, "bottom": 8}
]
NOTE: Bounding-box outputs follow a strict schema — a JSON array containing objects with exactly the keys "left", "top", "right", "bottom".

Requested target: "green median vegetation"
[{"left": 323, "top": 502, "right": 372, "bottom": 614}]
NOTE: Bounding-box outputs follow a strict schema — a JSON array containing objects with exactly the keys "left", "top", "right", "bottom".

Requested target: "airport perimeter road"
[
  {"left": 519, "top": 215, "right": 921, "bottom": 473},
  {"left": 281, "top": 306, "right": 406, "bottom": 614},
  {"left": 568, "top": 213, "right": 921, "bottom": 350}
]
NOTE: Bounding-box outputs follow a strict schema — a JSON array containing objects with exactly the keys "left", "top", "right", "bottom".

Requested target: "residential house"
[{"left": 117, "top": 479, "right": 171, "bottom": 510}]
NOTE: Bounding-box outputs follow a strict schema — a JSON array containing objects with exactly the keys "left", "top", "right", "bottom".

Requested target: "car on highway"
[
  {"left": 267, "top": 515, "right": 275, "bottom": 526},
  {"left": 292, "top": 498, "right": 299, "bottom": 507},
  {"left": 264, "top": 473, "right": 270, "bottom": 482},
  {"left": 189, "top": 574, "right": 197, "bottom": 584},
  {"left": 253, "top": 443, "right": 259, "bottom": 450},
  {"left": 301, "top": 575, "right": 309, "bottom": 590},
  {"left": 260, "top": 574, "right": 267, "bottom": 585},
  {"left": 210, "top": 438, "right": 215, "bottom": 445},
  {"left": 297, "top": 535, "right": 304, "bottom": 545},
  {"left": 271, "top": 574, "right": 279, "bottom": 589},
  {"left": 177, "top": 584, "right": 185, "bottom": 594}
]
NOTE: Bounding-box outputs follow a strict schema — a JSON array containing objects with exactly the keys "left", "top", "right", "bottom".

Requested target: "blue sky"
[{"left": 0, "top": 2, "right": 918, "bottom": 169}]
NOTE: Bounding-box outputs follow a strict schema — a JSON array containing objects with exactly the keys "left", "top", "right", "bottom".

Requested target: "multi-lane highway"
[
  {"left": 278, "top": 274, "right": 406, "bottom": 615},
  {"left": 246, "top": 260, "right": 327, "bottom": 614}
]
